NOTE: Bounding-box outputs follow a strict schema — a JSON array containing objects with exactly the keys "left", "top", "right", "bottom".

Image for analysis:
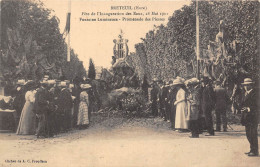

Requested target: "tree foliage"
[
  {"left": 132, "top": 1, "right": 259, "bottom": 82},
  {"left": 88, "top": 58, "right": 96, "bottom": 80},
  {"left": 0, "top": 0, "right": 86, "bottom": 81}
]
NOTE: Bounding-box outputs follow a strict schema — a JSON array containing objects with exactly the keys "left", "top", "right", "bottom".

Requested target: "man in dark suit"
[
  {"left": 151, "top": 81, "right": 159, "bottom": 117},
  {"left": 13, "top": 81, "right": 26, "bottom": 118},
  {"left": 163, "top": 82, "right": 171, "bottom": 122},
  {"left": 241, "top": 78, "right": 259, "bottom": 156},
  {"left": 201, "top": 77, "right": 216, "bottom": 136},
  {"left": 158, "top": 82, "right": 165, "bottom": 119},
  {"left": 214, "top": 81, "right": 229, "bottom": 132},
  {"left": 57, "top": 81, "right": 73, "bottom": 132},
  {"left": 34, "top": 81, "right": 50, "bottom": 138}
]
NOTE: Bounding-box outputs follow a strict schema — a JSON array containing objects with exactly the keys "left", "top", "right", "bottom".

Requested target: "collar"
[{"left": 246, "top": 89, "right": 253, "bottom": 95}]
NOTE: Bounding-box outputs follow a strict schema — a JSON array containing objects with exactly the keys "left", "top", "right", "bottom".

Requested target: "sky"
[{"left": 42, "top": 0, "right": 191, "bottom": 69}]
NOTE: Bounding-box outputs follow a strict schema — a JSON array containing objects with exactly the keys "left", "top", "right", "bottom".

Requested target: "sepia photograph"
[{"left": 0, "top": 0, "right": 259, "bottom": 166}]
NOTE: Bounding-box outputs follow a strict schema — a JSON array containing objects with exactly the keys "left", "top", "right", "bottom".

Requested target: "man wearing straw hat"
[
  {"left": 241, "top": 78, "right": 259, "bottom": 156},
  {"left": 201, "top": 77, "right": 216, "bottom": 136}
]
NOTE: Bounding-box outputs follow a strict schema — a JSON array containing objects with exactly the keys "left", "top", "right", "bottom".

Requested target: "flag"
[
  {"left": 65, "top": 13, "right": 71, "bottom": 34},
  {"left": 65, "top": 0, "right": 71, "bottom": 62}
]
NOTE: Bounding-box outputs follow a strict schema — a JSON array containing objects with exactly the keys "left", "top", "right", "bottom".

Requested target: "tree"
[
  {"left": 141, "top": 74, "right": 149, "bottom": 101},
  {"left": 88, "top": 58, "right": 96, "bottom": 80},
  {"left": 0, "top": 0, "right": 87, "bottom": 82},
  {"left": 131, "top": 1, "right": 259, "bottom": 82},
  {"left": 62, "top": 49, "right": 87, "bottom": 80}
]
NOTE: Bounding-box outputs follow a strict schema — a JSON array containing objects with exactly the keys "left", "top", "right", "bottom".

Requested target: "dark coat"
[
  {"left": 13, "top": 87, "right": 26, "bottom": 116},
  {"left": 34, "top": 87, "right": 51, "bottom": 114},
  {"left": 214, "top": 86, "right": 229, "bottom": 110},
  {"left": 151, "top": 86, "right": 159, "bottom": 102},
  {"left": 167, "top": 87, "right": 178, "bottom": 106},
  {"left": 72, "top": 85, "right": 81, "bottom": 105},
  {"left": 201, "top": 85, "right": 216, "bottom": 112},
  {"left": 159, "top": 86, "right": 168, "bottom": 108},
  {"left": 241, "top": 89, "right": 259, "bottom": 126},
  {"left": 57, "top": 88, "right": 73, "bottom": 114}
]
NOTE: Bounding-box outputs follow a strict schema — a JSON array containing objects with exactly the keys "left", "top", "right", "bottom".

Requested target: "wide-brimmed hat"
[
  {"left": 48, "top": 80, "right": 56, "bottom": 85},
  {"left": 241, "top": 78, "right": 254, "bottom": 85},
  {"left": 69, "top": 84, "right": 74, "bottom": 89},
  {"left": 185, "top": 78, "right": 199, "bottom": 86},
  {"left": 80, "top": 84, "right": 91, "bottom": 90},
  {"left": 60, "top": 81, "right": 67, "bottom": 87},
  {"left": 172, "top": 77, "right": 185, "bottom": 86},
  {"left": 17, "top": 79, "right": 26, "bottom": 85}
]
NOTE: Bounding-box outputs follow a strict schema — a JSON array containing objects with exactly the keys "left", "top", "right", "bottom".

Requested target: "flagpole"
[
  {"left": 67, "top": 0, "right": 71, "bottom": 62},
  {"left": 196, "top": 0, "right": 200, "bottom": 79}
]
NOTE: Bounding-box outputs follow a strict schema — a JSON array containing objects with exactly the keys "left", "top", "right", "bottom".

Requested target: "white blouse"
[{"left": 25, "top": 90, "right": 36, "bottom": 103}]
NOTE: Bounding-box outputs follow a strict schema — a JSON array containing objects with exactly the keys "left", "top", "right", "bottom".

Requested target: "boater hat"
[
  {"left": 189, "top": 78, "right": 199, "bottom": 85},
  {"left": 241, "top": 78, "right": 254, "bottom": 85},
  {"left": 17, "top": 79, "right": 26, "bottom": 85},
  {"left": 69, "top": 84, "right": 74, "bottom": 89},
  {"left": 48, "top": 80, "right": 56, "bottom": 85},
  {"left": 60, "top": 81, "right": 67, "bottom": 87},
  {"left": 80, "top": 84, "right": 91, "bottom": 90}
]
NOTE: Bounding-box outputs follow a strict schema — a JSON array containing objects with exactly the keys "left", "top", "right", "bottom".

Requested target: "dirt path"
[{"left": 0, "top": 113, "right": 259, "bottom": 167}]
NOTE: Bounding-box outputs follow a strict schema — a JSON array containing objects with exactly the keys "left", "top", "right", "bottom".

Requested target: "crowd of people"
[
  {"left": 149, "top": 76, "right": 258, "bottom": 156},
  {"left": 0, "top": 74, "right": 258, "bottom": 156},
  {"left": 1, "top": 75, "right": 97, "bottom": 138}
]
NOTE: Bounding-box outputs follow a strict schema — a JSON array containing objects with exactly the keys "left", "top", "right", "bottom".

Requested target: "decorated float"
[{"left": 99, "top": 31, "right": 146, "bottom": 114}]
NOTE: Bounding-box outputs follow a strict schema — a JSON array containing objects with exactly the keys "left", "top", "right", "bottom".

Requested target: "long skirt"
[
  {"left": 77, "top": 101, "right": 89, "bottom": 125},
  {"left": 175, "top": 101, "right": 188, "bottom": 129},
  {"left": 16, "top": 101, "right": 35, "bottom": 135}
]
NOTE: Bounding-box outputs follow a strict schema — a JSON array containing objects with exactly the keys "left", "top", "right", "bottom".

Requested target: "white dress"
[
  {"left": 16, "top": 90, "right": 36, "bottom": 135},
  {"left": 174, "top": 88, "right": 188, "bottom": 129}
]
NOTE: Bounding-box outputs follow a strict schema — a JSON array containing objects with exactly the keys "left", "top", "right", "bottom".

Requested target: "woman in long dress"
[
  {"left": 173, "top": 78, "right": 189, "bottom": 132},
  {"left": 16, "top": 81, "right": 37, "bottom": 135},
  {"left": 77, "top": 84, "right": 91, "bottom": 129}
]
